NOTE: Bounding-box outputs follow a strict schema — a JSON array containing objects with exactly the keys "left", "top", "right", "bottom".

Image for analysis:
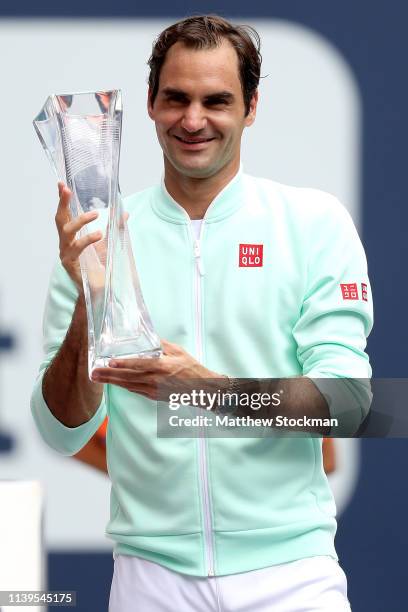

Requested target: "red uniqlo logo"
[
  {"left": 340, "top": 283, "right": 359, "bottom": 300},
  {"left": 239, "top": 244, "right": 263, "bottom": 267},
  {"left": 361, "top": 283, "right": 368, "bottom": 302}
]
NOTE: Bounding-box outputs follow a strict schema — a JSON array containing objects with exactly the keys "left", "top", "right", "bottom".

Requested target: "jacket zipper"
[{"left": 190, "top": 222, "right": 215, "bottom": 577}]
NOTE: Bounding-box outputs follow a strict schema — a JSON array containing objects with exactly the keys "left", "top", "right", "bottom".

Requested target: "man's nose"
[{"left": 180, "top": 103, "right": 207, "bottom": 133}]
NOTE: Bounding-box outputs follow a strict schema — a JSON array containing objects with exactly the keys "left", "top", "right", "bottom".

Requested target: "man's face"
[{"left": 148, "top": 40, "right": 257, "bottom": 179}]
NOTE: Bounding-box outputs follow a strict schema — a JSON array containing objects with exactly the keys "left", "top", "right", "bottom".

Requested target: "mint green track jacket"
[{"left": 31, "top": 170, "right": 373, "bottom": 577}]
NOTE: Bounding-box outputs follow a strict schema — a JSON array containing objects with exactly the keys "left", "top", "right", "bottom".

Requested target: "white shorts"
[{"left": 109, "top": 554, "right": 351, "bottom": 611}]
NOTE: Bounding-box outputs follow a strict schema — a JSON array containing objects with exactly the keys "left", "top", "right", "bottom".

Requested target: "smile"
[{"left": 174, "top": 135, "right": 215, "bottom": 145}]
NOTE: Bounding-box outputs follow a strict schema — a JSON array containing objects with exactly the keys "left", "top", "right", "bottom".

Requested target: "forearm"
[
  {"left": 222, "top": 377, "right": 331, "bottom": 434},
  {"left": 42, "top": 294, "right": 103, "bottom": 427},
  {"left": 73, "top": 436, "right": 108, "bottom": 473}
]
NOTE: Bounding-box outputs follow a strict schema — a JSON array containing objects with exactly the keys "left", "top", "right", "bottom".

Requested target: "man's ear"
[
  {"left": 245, "top": 90, "right": 259, "bottom": 127},
  {"left": 147, "top": 87, "right": 154, "bottom": 119}
]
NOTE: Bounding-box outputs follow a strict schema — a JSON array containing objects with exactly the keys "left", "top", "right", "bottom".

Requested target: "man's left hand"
[{"left": 91, "top": 339, "right": 225, "bottom": 400}]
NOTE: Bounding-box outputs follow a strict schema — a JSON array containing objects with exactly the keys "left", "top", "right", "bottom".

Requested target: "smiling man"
[
  {"left": 148, "top": 36, "right": 257, "bottom": 206},
  {"left": 31, "top": 15, "right": 372, "bottom": 611}
]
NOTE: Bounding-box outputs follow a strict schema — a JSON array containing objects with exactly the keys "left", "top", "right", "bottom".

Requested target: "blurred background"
[{"left": 0, "top": 2, "right": 406, "bottom": 611}]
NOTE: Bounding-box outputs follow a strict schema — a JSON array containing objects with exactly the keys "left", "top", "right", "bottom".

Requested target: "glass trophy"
[{"left": 33, "top": 90, "right": 161, "bottom": 374}]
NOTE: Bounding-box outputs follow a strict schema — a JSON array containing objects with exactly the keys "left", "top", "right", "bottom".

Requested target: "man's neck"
[{"left": 163, "top": 159, "right": 240, "bottom": 220}]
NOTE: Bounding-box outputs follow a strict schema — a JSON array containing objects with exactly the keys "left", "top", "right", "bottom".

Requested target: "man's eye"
[
  {"left": 206, "top": 99, "right": 230, "bottom": 107},
  {"left": 166, "top": 96, "right": 186, "bottom": 105}
]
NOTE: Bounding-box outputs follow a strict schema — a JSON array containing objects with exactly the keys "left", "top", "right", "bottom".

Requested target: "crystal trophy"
[{"left": 33, "top": 90, "right": 161, "bottom": 374}]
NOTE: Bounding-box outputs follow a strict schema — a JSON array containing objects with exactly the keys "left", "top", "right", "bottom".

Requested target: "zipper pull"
[{"left": 194, "top": 240, "right": 205, "bottom": 276}]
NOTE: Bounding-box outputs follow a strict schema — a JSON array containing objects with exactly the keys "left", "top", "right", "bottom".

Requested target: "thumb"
[{"left": 161, "top": 339, "right": 182, "bottom": 355}]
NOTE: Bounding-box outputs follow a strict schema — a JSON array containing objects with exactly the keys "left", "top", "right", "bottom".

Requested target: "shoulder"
[{"left": 243, "top": 173, "right": 350, "bottom": 224}]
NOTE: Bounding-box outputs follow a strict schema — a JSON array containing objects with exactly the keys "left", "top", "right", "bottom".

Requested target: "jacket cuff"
[
  {"left": 30, "top": 372, "right": 107, "bottom": 456},
  {"left": 305, "top": 375, "right": 372, "bottom": 436}
]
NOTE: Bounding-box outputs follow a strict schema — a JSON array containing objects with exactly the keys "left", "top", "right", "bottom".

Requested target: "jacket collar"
[{"left": 151, "top": 166, "right": 245, "bottom": 224}]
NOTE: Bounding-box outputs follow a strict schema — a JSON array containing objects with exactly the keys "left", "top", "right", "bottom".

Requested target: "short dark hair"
[{"left": 147, "top": 15, "right": 262, "bottom": 116}]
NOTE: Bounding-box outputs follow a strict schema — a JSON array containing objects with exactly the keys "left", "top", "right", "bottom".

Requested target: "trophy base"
[{"left": 90, "top": 348, "right": 162, "bottom": 375}]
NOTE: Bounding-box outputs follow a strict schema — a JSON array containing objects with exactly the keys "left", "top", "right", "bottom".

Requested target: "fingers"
[
  {"left": 55, "top": 183, "right": 106, "bottom": 288},
  {"left": 61, "top": 230, "right": 103, "bottom": 264},
  {"left": 93, "top": 362, "right": 162, "bottom": 382},
  {"left": 55, "top": 183, "right": 72, "bottom": 227},
  {"left": 92, "top": 361, "right": 165, "bottom": 385},
  {"left": 56, "top": 183, "right": 103, "bottom": 256},
  {"left": 63, "top": 210, "right": 99, "bottom": 237},
  {"left": 91, "top": 368, "right": 158, "bottom": 398}
]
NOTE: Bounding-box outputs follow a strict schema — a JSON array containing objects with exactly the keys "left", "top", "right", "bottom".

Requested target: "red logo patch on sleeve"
[
  {"left": 340, "top": 283, "right": 359, "bottom": 300},
  {"left": 239, "top": 244, "right": 263, "bottom": 267},
  {"left": 361, "top": 283, "right": 368, "bottom": 302}
]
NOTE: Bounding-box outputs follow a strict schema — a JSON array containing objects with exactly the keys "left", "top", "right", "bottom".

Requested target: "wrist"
[{"left": 223, "top": 375, "right": 241, "bottom": 397}]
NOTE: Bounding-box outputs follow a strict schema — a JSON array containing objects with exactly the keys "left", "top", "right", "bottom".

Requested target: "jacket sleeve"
[
  {"left": 292, "top": 194, "right": 373, "bottom": 435},
  {"left": 30, "top": 260, "right": 107, "bottom": 455}
]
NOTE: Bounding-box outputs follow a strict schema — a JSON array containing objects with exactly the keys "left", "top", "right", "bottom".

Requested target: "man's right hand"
[
  {"left": 56, "top": 182, "right": 103, "bottom": 292},
  {"left": 40, "top": 182, "right": 106, "bottom": 428}
]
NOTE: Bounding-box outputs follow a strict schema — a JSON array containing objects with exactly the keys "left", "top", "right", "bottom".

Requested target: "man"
[{"left": 31, "top": 15, "right": 372, "bottom": 611}]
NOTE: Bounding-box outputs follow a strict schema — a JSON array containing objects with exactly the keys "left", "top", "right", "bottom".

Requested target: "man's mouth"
[{"left": 173, "top": 135, "right": 215, "bottom": 144}]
